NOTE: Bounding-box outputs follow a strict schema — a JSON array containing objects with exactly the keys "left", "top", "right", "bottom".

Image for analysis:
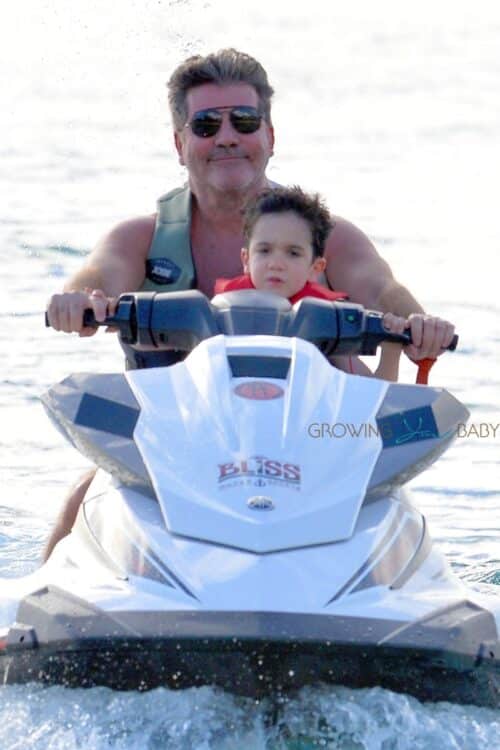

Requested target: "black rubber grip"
[
  {"left": 383, "top": 329, "right": 458, "bottom": 351},
  {"left": 82, "top": 309, "right": 99, "bottom": 328},
  {"left": 44, "top": 309, "right": 108, "bottom": 328}
]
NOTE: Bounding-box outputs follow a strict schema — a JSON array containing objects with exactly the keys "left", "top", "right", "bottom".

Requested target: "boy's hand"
[{"left": 382, "top": 312, "right": 407, "bottom": 336}]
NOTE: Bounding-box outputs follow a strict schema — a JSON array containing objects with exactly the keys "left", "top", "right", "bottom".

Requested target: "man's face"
[
  {"left": 174, "top": 83, "right": 274, "bottom": 196},
  {"left": 242, "top": 212, "right": 326, "bottom": 299}
]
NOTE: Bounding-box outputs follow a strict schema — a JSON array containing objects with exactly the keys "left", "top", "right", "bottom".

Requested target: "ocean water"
[{"left": 1, "top": 0, "right": 499, "bottom": 746}]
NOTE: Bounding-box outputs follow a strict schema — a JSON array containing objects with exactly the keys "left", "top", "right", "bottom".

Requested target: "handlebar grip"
[
  {"left": 82, "top": 309, "right": 100, "bottom": 328},
  {"left": 82, "top": 309, "right": 122, "bottom": 328},
  {"left": 44, "top": 309, "right": 112, "bottom": 329},
  {"left": 381, "top": 329, "right": 458, "bottom": 351}
]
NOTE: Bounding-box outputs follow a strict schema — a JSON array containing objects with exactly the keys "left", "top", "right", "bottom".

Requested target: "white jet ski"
[{"left": 0, "top": 290, "right": 498, "bottom": 707}]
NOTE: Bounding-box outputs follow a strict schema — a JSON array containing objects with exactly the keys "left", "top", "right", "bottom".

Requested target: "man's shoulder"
[
  {"left": 323, "top": 215, "right": 393, "bottom": 306},
  {"left": 95, "top": 214, "right": 157, "bottom": 260},
  {"left": 112, "top": 213, "right": 157, "bottom": 234},
  {"left": 108, "top": 213, "right": 156, "bottom": 241},
  {"left": 326, "top": 215, "right": 376, "bottom": 256}
]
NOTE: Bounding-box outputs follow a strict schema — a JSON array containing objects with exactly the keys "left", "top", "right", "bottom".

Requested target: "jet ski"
[{"left": 0, "top": 290, "right": 498, "bottom": 707}]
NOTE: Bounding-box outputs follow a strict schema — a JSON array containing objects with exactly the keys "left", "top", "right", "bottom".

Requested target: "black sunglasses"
[{"left": 186, "top": 106, "right": 263, "bottom": 138}]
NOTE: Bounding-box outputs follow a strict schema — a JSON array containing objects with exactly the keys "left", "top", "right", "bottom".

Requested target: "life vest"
[
  {"left": 214, "top": 274, "right": 348, "bottom": 303},
  {"left": 123, "top": 186, "right": 195, "bottom": 368},
  {"left": 140, "top": 185, "right": 195, "bottom": 292}
]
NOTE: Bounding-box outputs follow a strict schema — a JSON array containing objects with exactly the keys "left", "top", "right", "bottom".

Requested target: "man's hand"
[
  {"left": 405, "top": 313, "right": 455, "bottom": 361},
  {"left": 46, "top": 289, "right": 118, "bottom": 337}
]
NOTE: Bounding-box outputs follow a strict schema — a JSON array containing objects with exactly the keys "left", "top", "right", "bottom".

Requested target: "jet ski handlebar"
[{"left": 49, "top": 290, "right": 458, "bottom": 356}]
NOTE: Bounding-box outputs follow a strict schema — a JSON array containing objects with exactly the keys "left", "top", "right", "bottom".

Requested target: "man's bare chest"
[{"left": 191, "top": 235, "right": 244, "bottom": 297}]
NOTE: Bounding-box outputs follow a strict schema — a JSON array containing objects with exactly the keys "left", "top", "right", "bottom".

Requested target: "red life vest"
[{"left": 214, "top": 274, "right": 348, "bottom": 304}]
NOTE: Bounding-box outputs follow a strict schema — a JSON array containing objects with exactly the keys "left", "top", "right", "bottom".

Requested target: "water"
[{"left": 1, "top": 0, "right": 499, "bottom": 746}]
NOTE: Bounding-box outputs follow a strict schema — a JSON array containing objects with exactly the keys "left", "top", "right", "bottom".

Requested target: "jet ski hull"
[
  {"left": 1, "top": 586, "right": 498, "bottom": 707},
  {"left": 3, "top": 296, "right": 499, "bottom": 709}
]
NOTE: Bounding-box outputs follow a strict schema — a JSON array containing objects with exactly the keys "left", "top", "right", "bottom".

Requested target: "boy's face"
[{"left": 242, "top": 211, "right": 326, "bottom": 299}]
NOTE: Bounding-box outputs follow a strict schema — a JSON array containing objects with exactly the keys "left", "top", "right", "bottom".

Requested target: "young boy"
[{"left": 214, "top": 186, "right": 406, "bottom": 381}]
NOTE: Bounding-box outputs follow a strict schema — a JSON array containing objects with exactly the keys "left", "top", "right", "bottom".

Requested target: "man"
[{"left": 44, "top": 48, "right": 454, "bottom": 559}]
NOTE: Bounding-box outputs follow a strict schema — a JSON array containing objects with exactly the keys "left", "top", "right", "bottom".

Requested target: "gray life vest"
[
  {"left": 125, "top": 185, "right": 195, "bottom": 368},
  {"left": 140, "top": 184, "right": 196, "bottom": 292}
]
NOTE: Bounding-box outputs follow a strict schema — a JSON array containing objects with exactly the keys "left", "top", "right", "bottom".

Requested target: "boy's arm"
[
  {"left": 328, "top": 356, "right": 372, "bottom": 377},
  {"left": 329, "top": 350, "right": 401, "bottom": 382},
  {"left": 329, "top": 312, "right": 405, "bottom": 381},
  {"left": 372, "top": 343, "right": 403, "bottom": 382}
]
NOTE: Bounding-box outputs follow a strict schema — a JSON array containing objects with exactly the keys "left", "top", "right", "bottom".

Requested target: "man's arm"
[
  {"left": 325, "top": 217, "right": 455, "bottom": 359},
  {"left": 324, "top": 217, "right": 424, "bottom": 316},
  {"left": 47, "top": 215, "right": 156, "bottom": 335}
]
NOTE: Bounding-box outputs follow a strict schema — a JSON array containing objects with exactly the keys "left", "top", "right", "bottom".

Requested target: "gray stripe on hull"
[
  {"left": 390, "top": 517, "right": 433, "bottom": 590},
  {"left": 82, "top": 501, "right": 197, "bottom": 599},
  {"left": 350, "top": 513, "right": 423, "bottom": 595},
  {"left": 325, "top": 504, "right": 406, "bottom": 604},
  {"left": 146, "top": 546, "right": 198, "bottom": 599}
]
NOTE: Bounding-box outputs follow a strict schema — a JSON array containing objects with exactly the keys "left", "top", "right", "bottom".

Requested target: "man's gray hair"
[{"left": 167, "top": 48, "right": 274, "bottom": 131}]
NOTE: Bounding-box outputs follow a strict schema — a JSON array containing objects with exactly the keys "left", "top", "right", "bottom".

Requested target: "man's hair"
[
  {"left": 243, "top": 186, "right": 334, "bottom": 258},
  {"left": 167, "top": 48, "right": 274, "bottom": 131}
]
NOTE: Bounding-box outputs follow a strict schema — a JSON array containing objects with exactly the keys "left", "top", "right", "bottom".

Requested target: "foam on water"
[{"left": 0, "top": 684, "right": 498, "bottom": 749}]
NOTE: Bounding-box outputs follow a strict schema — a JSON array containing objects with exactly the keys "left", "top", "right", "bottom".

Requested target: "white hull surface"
[{"left": 1, "top": 292, "right": 498, "bottom": 706}]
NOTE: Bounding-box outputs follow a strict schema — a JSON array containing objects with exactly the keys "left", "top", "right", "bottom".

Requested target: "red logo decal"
[
  {"left": 234, "top": 381, "right": 284, "bottom": 400},
  {"left": 218, "top": 456, "right": 301, "bottom": 490}
]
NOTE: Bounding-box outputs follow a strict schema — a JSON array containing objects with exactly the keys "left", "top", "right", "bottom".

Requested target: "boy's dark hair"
[
  {"left": 243, "top": 186, "right": 334, "bottom": 258},
  {"left": 167, "top": 48, "right": 274, "bottom": 131}
]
